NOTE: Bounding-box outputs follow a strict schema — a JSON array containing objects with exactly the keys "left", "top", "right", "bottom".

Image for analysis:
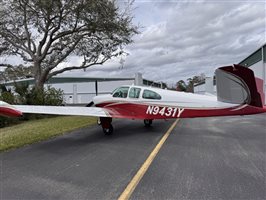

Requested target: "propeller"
[{"left": 86, "top": 101, "right": 94, "bottom": 107}]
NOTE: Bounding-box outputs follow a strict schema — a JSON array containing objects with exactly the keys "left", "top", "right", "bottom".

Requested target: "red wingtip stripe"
[{"left": 0, "top": 107, "right": 23, "bottom": 117}]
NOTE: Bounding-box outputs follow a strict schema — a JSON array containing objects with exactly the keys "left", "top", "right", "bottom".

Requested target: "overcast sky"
[
  {"left": 74, "top": 0, "right": 265, "bottom": 86},
  {"left": 2, "top": 0, "right": 266, "bottom": 87}
]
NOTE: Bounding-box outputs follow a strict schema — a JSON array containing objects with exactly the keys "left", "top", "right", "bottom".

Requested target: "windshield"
[{"left": 112, "top": 87, "right": 129, "bottom": 98}]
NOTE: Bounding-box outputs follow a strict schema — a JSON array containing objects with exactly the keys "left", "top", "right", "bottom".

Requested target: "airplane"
[{"left": 1, "top": 64, "right": 266, "bottom": 135}]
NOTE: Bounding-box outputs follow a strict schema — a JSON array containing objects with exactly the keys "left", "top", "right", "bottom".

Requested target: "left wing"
[
  {"left": 0, "top": 101, "right": 134, "bottom": 118},
  {"left": 15, "top": 105, "right": 111, "bottom": 117}
]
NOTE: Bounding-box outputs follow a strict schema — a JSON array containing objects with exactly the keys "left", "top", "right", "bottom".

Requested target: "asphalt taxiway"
[{"left": 1, "top": 114, "right": 266, "bottom": 200}]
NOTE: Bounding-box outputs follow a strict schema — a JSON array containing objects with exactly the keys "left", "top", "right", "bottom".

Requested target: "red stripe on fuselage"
[{"left": 96, "top": 102, "right": 266, "bottom": 119}]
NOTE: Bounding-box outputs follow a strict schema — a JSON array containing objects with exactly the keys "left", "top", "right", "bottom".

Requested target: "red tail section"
[
  {"left": 254, "top": 77, "right": 265, "bottom": 106},
  {"left": 216, "top": 65, "right": 264, "bottom": 108}
]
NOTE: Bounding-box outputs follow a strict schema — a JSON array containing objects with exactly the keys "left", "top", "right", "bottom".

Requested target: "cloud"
[
  {"left": 2, "top": 0, "right": 265, "bottom": 86},
  {"left": 105, "top": 0, "right": 265, "bottom": 84}
]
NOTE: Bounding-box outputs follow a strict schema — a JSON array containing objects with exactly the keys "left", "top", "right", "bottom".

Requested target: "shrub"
[
  {"left": 44, "top": 86, "right": 64, "bottom": 106},
  {"left": 14, "top": 83, "right": 63, "bottom": 106},
  {"left": 0, "top": 86, "right": 18, "bottom": 127},
  {"left": 1, "top": 84, "right": 64, "bottom": 127}
]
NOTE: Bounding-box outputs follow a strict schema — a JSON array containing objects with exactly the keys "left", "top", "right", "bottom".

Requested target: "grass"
[{"left": 0, "top": 116, "right": 96, "bottom": 152}]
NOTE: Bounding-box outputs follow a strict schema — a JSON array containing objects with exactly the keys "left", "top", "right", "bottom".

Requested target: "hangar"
[
  {"left": 239, "top": 44, "right": 266, "bottom": 105},
  {"left": 194, "top": 43, "right": 266, "bottom": 105},
  {"left": 2, "top": 73, "right": 165, "bottom": 105}
]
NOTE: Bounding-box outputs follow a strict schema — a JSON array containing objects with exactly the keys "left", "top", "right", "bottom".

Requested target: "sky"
[
  {"left": 1, "top": 0, "right": 266, "bottom": 87},
  {"left": 75, "top": 0, "right": 266, "bottom": 86}
]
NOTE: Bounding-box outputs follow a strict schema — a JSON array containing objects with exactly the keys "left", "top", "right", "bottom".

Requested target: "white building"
[
  {"left": 239, "top": 44, "right": 266, "bottom": 105},
  {"left": 2, "top": 73, "right": 165, "bottom": 105},
  {"left": 194, "top": 77, "right": 216, "bottom": 95}
]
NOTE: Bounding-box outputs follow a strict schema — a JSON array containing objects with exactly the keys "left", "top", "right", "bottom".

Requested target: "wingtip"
[{"left": 0, "top": 101, "right": 23, "bottom": 117}]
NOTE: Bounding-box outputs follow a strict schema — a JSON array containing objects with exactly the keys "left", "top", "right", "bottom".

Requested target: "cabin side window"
[
  {"left": 142, "top": 89, "right": 161, "bottom": 100},
  {"left": 129, "top": 87, "right": 141, "bottom": 98},
  {"left": 112, "top": 87, "right": 129, "bottom": 98}
]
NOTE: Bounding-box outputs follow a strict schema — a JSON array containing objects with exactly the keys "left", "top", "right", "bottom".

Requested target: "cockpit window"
[
  {"left": 142, "top": 89, "right": 161, "bottom": 100},
  {"left": 129, "top": 87, "right": 141, "bottom": 98},
  {"left": 112, "top": 87, "right": 129, "bottom": 98}
]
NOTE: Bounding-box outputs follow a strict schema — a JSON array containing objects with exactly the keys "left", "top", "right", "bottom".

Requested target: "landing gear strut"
[
  {"left": 97, "top": 118, "right": 101, "bottom": 125},
  {"left": 144, "top": 119, "right": 153, "bottom": 127},
  {"left": 99, "top": 117, "right": 113, "bottom": 135}
]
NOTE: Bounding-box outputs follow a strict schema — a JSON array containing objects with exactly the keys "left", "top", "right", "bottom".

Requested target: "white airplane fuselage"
[{"left": 92, "top": 85, "right": 264, "bottom": 120}]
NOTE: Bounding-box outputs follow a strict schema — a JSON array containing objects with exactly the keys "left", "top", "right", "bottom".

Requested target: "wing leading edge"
[{"left": 15, "top": 105, "right": 111, "bottom": 117}]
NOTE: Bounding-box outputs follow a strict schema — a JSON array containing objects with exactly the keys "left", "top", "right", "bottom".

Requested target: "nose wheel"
[{"left": 100, "top": 117, "right": 113, "bottom": 135}]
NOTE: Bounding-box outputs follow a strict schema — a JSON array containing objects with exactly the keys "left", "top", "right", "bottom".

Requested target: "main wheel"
[
  {"left": 103, "top": 124, "right": 113, "bottom": 135},
  {"left": 144, "top": 119, "right": 153, "bottom": 127}
]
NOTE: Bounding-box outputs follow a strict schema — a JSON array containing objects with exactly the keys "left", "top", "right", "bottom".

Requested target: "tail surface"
[{"left": 216, "top": 65, "right": 264, "bottom": 108}]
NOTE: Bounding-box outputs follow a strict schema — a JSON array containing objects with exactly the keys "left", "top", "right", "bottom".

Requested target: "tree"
[
  {"left": 0, "top": 64, "right": 34, "bottom": 82},
  {"left": 176, "top": 80, "right": 187, "bottom": 92},
  {"left": 187, "top": 75, "right": 204, "bottom": 92},
  {"left": 176, "top": 75, "right": 204, "bottom": 92},
  {"left": 0, "top": 0, "right": 137, "bottom": 89}
]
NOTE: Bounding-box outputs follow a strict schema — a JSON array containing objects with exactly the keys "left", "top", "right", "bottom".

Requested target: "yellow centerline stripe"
[{"left": 118, "top": 119, "right": 180, "bottom": 200}]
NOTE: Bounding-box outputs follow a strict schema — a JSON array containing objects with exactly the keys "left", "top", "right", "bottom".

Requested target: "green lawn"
[{"left": 0, "top": 116, "right": 96, "bottom": 152}]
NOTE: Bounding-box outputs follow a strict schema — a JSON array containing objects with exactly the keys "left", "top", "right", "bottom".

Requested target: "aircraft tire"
[
  {"left": 103, "top": 124, "right": 113, "bottom": 135},
  {"left": 144, "top": 119, "right": 153, "bottom": 127}
]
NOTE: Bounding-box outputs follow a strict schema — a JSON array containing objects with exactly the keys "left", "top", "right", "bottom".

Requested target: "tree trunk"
[
  {"left": 33, "top": 62, "right": 45, "bottom": 90},
  {"left": 35, "top": 79, "right": 45, "bottom": 90}
]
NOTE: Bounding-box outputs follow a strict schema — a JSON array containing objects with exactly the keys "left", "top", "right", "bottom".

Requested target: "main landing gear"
[
  {"left": 144, "top": 119, "right": 153, "bottom": 127},
  {"left": 99, "top": 117, "right": 113, "bottom": 135},
  {"left": 98, "top": 118, "right": 153, "bottom": 135}
]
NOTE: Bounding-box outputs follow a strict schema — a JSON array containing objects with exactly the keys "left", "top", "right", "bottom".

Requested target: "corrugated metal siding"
[
  {"left": 239, "top": 48, "right": 262, "bottom": 67},
  {"left": 263, "top": 45, "right": 266, "bottom": 62},
  {"left": 142, "top": 79, "right": 162, "bottom": 88}
]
